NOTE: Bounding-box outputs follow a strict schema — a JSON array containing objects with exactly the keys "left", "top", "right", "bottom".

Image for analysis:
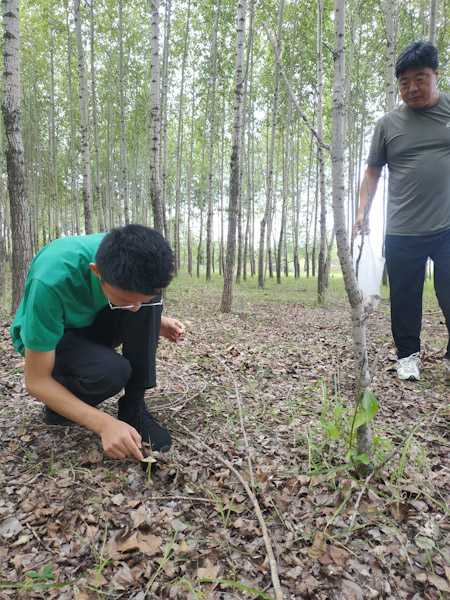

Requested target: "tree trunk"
[
  {"left": 382, "top": 0, "right": 396, "bottom": 285},
  {"left": 149, "top": 0, "right": 164, "bottom": 233},
  {"left": 160, "top": 0, "right": 171, "bottom": 238},
  {"left": 118, "top": 0, "right": 130, "bottom": 225},
  {"left": 49, "top": 25, "right": 60, "bottom": 238},
  {"left": 304, "top": 133, "right": 314, "bottom": 278},
  {"left": 331, "top": 0, "right": 373, "bottom": 472},
  {"left": 106, "top": 55, "right": 114, "bottom": 229},
  {"left": 324, "top": 225, "right": 335, "bottom": 287},
  {"left": 186, "top": 77, "right": 196, "bottom": 277},
  {"left": 0, "top": 116, "right": 5, "bottom": 296},
  {"left": 175, "top": 0, "right": 190, "bottom": 274},
  {"left": 90, "top": 0, "right": 104, "bottom": 231},
  {"left": 244, "top": 19, "right": 255, "bottom": 281},
  {"left": 74, "top": 0, "right": 94, "bottom": 234},
  {"left": 277, "top": 129, "right": 288, "bottom": 284},
  {"left": 258, "top": 0, "right": 284, "bottom": 289},
  {"left": 220, "top": 0, "right": 247, "bottom": 313},
  {"left": 312, "top": 158, "right": 319, "bottom": 277},
  {"left": 235, "top": 0, "right": 254, "bottom": 285},
  {"left": 197, "top": 99, "right": 209, "bottom": 277},
  {"left": 66, "top": 8, "right": 79, "bottom": 235},
  {"left": 428, "top": 0, "right": 437, "bottom": 43},
  {"left": 386, "top": 0, "right": 396, "bottom": 113},
  {"left": 206, "top": 0, "right": 220, "bottom": 281},
  {"left": 2, "top": 0, "right": 33, "bottom": 313},
  {"left": 219, "top": 111, "right": 225, "bottom": 276},
  {"left": 316, "top": 0, "right": 327, "bottom": 303}
]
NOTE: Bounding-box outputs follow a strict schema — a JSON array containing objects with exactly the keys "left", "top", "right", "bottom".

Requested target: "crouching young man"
[{"left": 10, "top": 224, "right": 185, "bottom": 461}]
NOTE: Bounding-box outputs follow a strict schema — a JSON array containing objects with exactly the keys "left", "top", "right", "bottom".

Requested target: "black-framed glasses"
[{"left": 108, "top": 298, "right": 163, "bottom": 310}]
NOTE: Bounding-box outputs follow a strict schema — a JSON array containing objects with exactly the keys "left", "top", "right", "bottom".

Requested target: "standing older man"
[{"left": 355, "top": 40, "right": 450, "bottom": 381}]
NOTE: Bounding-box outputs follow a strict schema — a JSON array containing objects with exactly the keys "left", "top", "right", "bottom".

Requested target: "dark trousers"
[
  {"left": 385, "top": 229, "right": 450, "bottom": 359},
  {"left": 52, "top": 300, "right": 162, "bottom": 408}
]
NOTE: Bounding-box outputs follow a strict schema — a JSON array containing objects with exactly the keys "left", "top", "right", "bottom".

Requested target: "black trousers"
[
  {"left": 52, "top": 301, "right": 162, "bottom": 407},
  {"left": 385, "top": 229, "right": 450, "bottom": 360}
]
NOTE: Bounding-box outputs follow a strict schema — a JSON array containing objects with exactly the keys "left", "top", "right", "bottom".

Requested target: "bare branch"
[
  {"left": 262, "top": 21, "right": 331, "bottom": 153},
  {"left": 175, "top": 422, "right": 285, "bottom": 600}
]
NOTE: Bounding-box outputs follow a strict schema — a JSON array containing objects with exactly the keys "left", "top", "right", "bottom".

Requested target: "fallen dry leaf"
[
  {"left": 197, "top": 565, "right": 220, "bottom": 579},
  {"left": 388, "top": 501, "right": 409, "bottom": 523},
  {"left": 329, "top": 545, "right": 350, "bottom": 565},
  {"left": 1, "top": 284, "right": 448, "bottom": 600},
  {"left": 308, "top": 531, "right": 327, "bottom": 559},
  {"left": 428, "top": 573, "right": 450, "bottom": 593},
  {"left": 119, "top": 531, "right": 162, "bottom": 556}
]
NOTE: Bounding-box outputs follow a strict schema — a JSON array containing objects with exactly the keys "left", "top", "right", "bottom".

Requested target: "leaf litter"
[{"left": 0, "top": 278, "right": 449, "bottom": 599}]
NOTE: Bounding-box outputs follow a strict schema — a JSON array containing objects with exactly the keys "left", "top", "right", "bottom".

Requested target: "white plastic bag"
[{"left": 352, "top": 234, "right": 385, "bottom": 313}]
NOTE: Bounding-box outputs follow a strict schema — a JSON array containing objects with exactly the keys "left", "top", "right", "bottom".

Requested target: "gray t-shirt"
[{"left": 368, "top": 92, "right": 450, "bottom": 235}]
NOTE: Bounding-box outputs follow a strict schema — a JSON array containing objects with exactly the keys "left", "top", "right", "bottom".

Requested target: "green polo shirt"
[{"left": 11, "top": 233, "right": 108, "bottom": 356}]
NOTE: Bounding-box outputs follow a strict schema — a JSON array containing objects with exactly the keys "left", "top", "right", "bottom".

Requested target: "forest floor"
[{"left": 0, "top": 272, "right": 449, "bottom": 600}]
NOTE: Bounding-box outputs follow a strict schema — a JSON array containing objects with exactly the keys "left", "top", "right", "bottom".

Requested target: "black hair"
[
  {"left": 396, "top": 40, "right": 439, "bottom": 78},
  {"left": 95, "top": 224, "right": 174, "bottom": 294}
]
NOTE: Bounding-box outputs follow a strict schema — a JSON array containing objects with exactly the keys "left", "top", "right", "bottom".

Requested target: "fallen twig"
[
  {"left": 175, "top": 421, "right": 285, "bottom": 600},
  {"left": 214, "top": 353, "right": 255, "bottom": 491},
  {"left": 344, "top": 472, "right": 374, "bottom": 543}
]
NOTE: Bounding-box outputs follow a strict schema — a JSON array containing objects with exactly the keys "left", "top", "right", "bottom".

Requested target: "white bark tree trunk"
[
  {"left": 317, "top": 0, "right": 327, "bottom": 303},
  {"left": 49, "top": 26, "right": 60, "bottom": 238},
  {"left": 150, "top": 0, "right": 164, "bottom": 233},
  {"left": 90, "top": 0, "right": 104, "bottom": 231},
  {"left": 160, "top": 0, "right": 171, "bottom": 237},
  {"left": 2, "top": 0, "right": 33, "bottom": 312},
  {"left": 118, "top": 0, "right": 130, "bottom": 225},
  {"left": 331, "top": 0, "right": 373, "bottom": 470},
  {"left": 66, "top": 9, "right": 80, "bottom": 234},
  {"left": 386, "top": 0, "right": 396, "bottom": 112},
  {"left": 174, "top": 0, "right": 190, "bottom": 274},
  {"left": 0, "top": 112, "right": 6, "bottom": 295},
  {"left": 220, "top": 0, "right": 247, "bottom": 313},
  {"left": 206, "top": 0, "right": 220, "bottom": 281},
  {"left": 74, "top": 0, "right": 94, "bottom": 234},
  {"left": 428, "top": 0, "right": 437, "bottom": 44},
  {"left": 258, "top": 0, "right": 284, "bottom": 289}
]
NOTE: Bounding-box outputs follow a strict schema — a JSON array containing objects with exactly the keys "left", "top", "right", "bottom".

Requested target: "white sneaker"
[{"left": 397, "top": 352, "right": 421, "bottom": 381}]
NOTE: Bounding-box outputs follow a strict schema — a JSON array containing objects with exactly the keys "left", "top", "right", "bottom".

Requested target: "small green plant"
[
  {"left": 389, "top": 423, "right": 420, "bottom": 493},
  {"left": 20, "top": 444, "right": 37, "bottom": 464},
  {"left": 49, "top": 446, "right": 56, "bottom": 475},
  {"left": 314, "top": 379, "right": 381, "bottom": 469},
  {"left": 206, "top": 486, "right": 238, "bottom": 529},
  {"left": 25, "top": 563, "right": 55, "bottom": 584},
  {"left": 226, "top": 415, "right": 239, "bottom": 446}
]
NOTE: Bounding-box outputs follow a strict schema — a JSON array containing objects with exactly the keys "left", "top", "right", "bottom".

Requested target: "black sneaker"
[
  {"left": 43, "top": 406, "right": 75, "bottom": 426},
  {"left": 118, "top": 400, "right": 172, "bottom": 453}
]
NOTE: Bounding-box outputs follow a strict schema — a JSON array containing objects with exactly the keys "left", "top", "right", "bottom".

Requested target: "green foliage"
[
  {"left": 25, "top": 563, "right": 55, "bottom": 583},
  {"left": 307, "top": 378, "right": 384, "bottom": 472},
  {"left": 1, "top": 0, "right": 448, "bottom": 253}
]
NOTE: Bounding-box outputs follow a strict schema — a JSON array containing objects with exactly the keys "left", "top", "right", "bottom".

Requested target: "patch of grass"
[{"left": 166, "top": 268, "right": 350, "bottom": 311}]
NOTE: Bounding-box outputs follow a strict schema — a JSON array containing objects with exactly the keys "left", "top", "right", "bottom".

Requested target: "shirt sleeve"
[
  {"left": 20, "top": 279, "right": 65, "bottom": 352},
  {"left": 367, "top": 119, "right": 388, "bottom": 167}
]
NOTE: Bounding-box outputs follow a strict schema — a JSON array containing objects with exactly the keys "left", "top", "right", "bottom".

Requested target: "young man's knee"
[{"left": 102, "top": 354, "right": 132, "bottom": 396}]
